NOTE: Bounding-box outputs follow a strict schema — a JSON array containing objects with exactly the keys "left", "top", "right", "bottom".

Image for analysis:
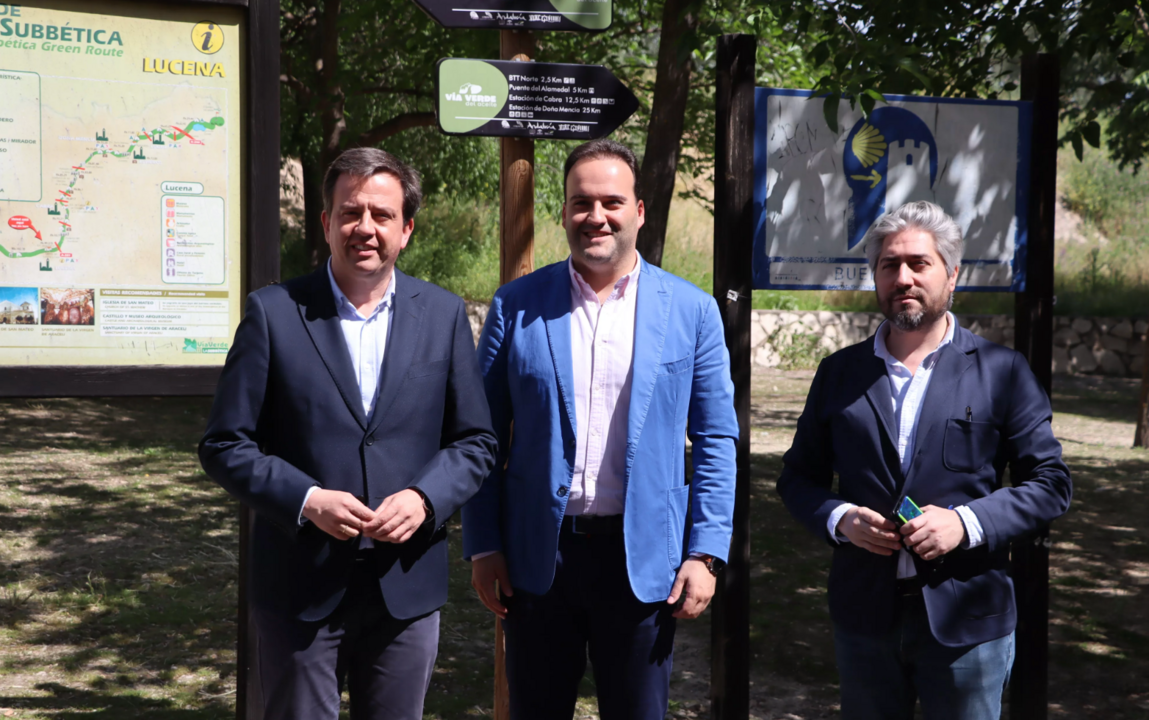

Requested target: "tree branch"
[
  {"left": 352, "top": 112, "right": 437, "bottom": 147},
  {"left": 1134, "top": 1, "right": 1149, "bottom": 42},
  {"left": 353, "top": 85, "right": 433, "bottom": 100}
]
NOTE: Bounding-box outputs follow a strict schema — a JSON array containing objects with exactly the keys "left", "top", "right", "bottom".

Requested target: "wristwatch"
[{"left": 695, "top": 554, "right": 725, "bottom": 576}]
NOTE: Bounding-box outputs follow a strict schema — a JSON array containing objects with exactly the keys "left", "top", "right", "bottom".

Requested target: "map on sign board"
[
  {"left": 753, "top": 88, "right": 1033, "bottom": 292},
  {"left": 0, "top": 2, "right": 243, "bottom": 366}
]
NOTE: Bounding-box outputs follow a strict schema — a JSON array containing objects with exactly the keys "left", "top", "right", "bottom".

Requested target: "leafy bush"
[{"left": 397, "top": 195, "right": 500, "bottom": 301}]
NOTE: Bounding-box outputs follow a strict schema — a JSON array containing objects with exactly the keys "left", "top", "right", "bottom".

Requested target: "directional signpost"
[
  {"left": 413, "top": 0, "right": 611, "bottom": 31},
  {"left": 436, "top": 59, "right": 638, "bottom": 140}
]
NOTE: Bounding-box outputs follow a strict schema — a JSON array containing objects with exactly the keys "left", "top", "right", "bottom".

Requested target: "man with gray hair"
[{"left": 777, "top": 201, "right": 1071, "bottom": 719}]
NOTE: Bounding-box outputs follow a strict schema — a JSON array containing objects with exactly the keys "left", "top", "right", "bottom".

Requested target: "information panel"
[
  {"left": 753, "top": 88, "right": 1033, "bottom": 291},
  {"left": 0, "top": 2, "right": 243, "bottom": 366},
  {"left": 436, "top": 58, "right": 638, "bottom": 140}
]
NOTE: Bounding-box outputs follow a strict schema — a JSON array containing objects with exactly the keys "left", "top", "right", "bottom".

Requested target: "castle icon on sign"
[{"left": 842, "top": 107, "right": 938, "bottom": 250}]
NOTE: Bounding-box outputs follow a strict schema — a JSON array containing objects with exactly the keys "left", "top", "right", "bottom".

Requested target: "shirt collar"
[
  {"left": 874, "top": 311, "right": 956, "bottom": 367},
  {"left": 567, "top": 253, "right": 642, "bottom": 303},
  {"left": 326, "top": 259, "right": 395, "bottom": 321}
]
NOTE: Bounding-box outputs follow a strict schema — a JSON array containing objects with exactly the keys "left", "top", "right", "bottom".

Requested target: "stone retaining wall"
[
  {"left": 750, "top": 310, "right": 1147, "bottom": 377},
  {"left": 464, "top": 302, "right": 1146, "bottom": 378}
]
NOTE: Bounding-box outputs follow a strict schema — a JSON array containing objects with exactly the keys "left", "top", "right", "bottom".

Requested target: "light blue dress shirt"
[
  {"left": 827, "top": 313, "right": 985, "bottom": 578},
  {"left": 298, "top": 261, "right": 395, "bottom": 522}
]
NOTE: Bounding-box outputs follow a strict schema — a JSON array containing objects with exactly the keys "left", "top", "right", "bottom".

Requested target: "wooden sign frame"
[{"left": 0, "top": 0, "right": 280, "bottom": 399}]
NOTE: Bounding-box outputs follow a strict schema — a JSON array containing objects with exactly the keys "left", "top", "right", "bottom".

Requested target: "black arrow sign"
[
  {"left": 436, "top": 59, "right": 638, "bottom": 140},
  {"left": 412, "top": 0, "right": 611, "bottom": 32}
]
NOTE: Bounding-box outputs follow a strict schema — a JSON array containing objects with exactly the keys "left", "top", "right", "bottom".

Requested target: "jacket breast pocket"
[
  {"left": 658, "top": 356, "right": 693, "bottom": 376},
  {"left": 943, "top": 419, "right": 1000, "bottom": 473},
  {"left": 407, "top": 358, "right": 450, "bottom": 379}
]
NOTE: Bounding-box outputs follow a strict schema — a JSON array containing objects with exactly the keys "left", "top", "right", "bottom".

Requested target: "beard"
[{"left": 882, "top": 287, "right": 954, "bottom": 331}]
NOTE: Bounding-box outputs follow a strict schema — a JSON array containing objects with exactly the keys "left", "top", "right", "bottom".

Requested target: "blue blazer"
[
  {"left": 199, "top": 268, "right": 497, "bottom": 622},
  {"left": 777, "top": 325, "right": 1072, "bottom": 646},
  {"left": 461, "top": 260, "right": 739, "bottom": 604}
]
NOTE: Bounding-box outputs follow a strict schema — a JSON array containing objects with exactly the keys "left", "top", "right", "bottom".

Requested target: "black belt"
[
  {"left": 896, "top": 576, "right": 926, "bottom": 596},
  {"left": 561, "top": 514, "right": 624, "bottom": 535}
]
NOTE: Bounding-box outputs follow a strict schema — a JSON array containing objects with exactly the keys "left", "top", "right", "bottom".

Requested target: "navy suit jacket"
[
  {"left": 199, "top": 268, "right": 496, "bottom": 622},
  {"left": 777, "top": 325, "right": 1071, "bottom": 647}
]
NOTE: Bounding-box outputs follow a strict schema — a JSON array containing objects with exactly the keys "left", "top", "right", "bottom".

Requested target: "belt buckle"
[{"left": 570, "top": 516, "right": 589, "bottom": 535}]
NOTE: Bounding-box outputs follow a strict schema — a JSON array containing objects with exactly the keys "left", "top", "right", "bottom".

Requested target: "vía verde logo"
[
  {"left": 438, "top": 59, "right": 508, "bottom": 134},
  {"left": 183, "top": 338, "right": 229, "bottom": 354}
]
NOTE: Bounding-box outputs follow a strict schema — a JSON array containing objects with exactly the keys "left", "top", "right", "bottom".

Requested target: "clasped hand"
[
  {"left": 837, "top": 505, "right": 965, "bottom": 560},
  {"left": 302, "top": 488, "right": 427, "bottom": 544}
]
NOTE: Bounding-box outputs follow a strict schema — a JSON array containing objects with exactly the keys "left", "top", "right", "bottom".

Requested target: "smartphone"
[{"left": 893, "top": 495, "right": 924, "bottom": 526}]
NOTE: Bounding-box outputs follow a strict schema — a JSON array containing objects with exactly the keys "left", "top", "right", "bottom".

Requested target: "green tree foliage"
[
  {"left": 279, "top": 0, "right": 499, "bottom": 272},
  {"left": 750, "top": 0, "right": 1149, "bottom": 171}
]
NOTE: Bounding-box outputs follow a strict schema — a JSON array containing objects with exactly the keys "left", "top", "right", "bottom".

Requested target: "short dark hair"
[
  {"left": 563, "top": 139, "right": 641, "bottom": 201},
  {"left": 322, "top": 147, "right": 423, "bottom": 222}
]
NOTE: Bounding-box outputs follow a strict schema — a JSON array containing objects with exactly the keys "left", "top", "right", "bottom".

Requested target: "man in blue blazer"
[
  {"left": 462, "top": 139, "right": 739, "bottom": 719},
  {"left": 777, "top": 201, "right": 1072, "bottom": 719},
  {"left": 199, "top": 148, "right": 496, "bottom": 720}
]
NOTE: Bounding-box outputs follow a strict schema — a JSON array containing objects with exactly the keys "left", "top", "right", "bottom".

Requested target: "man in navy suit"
[
  {"left": 463, "top": 140, "right": 739, "bottom": 719},
  {"left": 200, "top": 148, "right": 496, "bottom": 720},
  {"left": 777, "top": 201, "right": 1072, "bottom": 719}
]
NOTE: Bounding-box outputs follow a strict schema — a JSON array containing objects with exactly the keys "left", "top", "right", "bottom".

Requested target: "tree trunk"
[
  {"left": 1135, "top": 314, "right": 1149, "bottom": 447},
  {"left": 301, "top": 156, "right": 329, "bottom": 268},
  {"left": 635, "top": 0, "right": 700, "bottom": 268}
]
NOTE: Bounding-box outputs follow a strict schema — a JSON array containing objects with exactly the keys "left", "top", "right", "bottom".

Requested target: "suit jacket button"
[
  {"left": 365, "top": 435, "right": 375, "bottom": 446},
  {"left": 557, "top": 486, "right": 568, "bottom": 497}
]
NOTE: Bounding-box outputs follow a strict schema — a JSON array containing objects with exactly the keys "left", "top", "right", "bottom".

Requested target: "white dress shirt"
[
  {"left": 298, "top": 262, "right": 395, "bottom": 523},
  {"left": 826, "top": 313, "right": 985, "bottom": 577},
  {"left": 566, "top": 255, "right": 640, "bottom": 516}
]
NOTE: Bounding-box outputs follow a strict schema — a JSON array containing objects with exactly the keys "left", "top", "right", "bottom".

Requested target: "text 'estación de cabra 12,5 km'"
[{"left": 0, "top": 2, "right": 243, "bottom": 367}]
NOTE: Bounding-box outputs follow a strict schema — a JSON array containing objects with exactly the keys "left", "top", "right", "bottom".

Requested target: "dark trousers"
[
  {"left": 501, "top": 527, "right": 676, "bottom": 720},
  {"left": 253, "top": 560, "right": 439, "bottom": 720},
  {"left": 834, "top": 594, "right": 1015, "bottom": 720}
]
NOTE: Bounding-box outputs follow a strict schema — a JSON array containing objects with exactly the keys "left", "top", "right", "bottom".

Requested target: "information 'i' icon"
[{"left": 192, "top": 21, "right": 224, "bottom": 55}]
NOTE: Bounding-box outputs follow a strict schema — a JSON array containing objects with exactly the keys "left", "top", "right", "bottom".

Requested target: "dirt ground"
[{"left": 1, "top": 368, "right": 1146, "bottom": 719}]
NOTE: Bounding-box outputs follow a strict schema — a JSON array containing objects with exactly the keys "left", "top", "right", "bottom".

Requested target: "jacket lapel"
[
  {"left": 901, "top": 329, "right": 976, "bottom": 495},
  {"left": 369, "top": 269, "right": 422, "bottom": 434},
  {"left": 860, "top": 343, "right": 904, "bottom": 495},
  {"left": 626, "top": 263, "right": 672, "bottom": 469},
  {"left": 298, "top": 268, "right": 368, "bottom": 430},
  {"left": 543, "top": 263, "right": 578, "bottom": 441}
]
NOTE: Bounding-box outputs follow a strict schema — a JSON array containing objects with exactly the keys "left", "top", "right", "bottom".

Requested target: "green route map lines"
[{"left": 0, "top": 116, "right": 225, "bottom": 260}]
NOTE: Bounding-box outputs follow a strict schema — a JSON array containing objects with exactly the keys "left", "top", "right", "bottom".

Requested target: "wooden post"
[
  {"left": 493, "top": 28, "right": 536, "bottom": 720},
  {"left": 1012, "top": 52, "right": 1059, "bottom": 720},
  {"left": 237, "top": 1, "right": 282, "bottom": 719},
  {"left": 710, "top": 33, "right": 754, "bottom": 720},
  {"left": 1135, "top": 315, "right": 1149, "bottom": 447},
  {"left": 499, "top": 30, "right": 536, "bottom": 286}
]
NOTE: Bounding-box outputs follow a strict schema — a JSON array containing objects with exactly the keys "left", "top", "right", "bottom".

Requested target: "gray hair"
[{"left": 862, "top": 201, "right": 964, "bottom": 276}]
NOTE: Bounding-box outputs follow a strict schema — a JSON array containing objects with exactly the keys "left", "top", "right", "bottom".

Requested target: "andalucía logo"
[{"left": 843, "top": 107, "right": 938, "bottom": 250}]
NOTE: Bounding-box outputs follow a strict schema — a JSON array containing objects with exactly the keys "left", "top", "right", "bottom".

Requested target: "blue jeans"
[{"left": 834, "top": 595, "right": 1014, "bottom": 720}]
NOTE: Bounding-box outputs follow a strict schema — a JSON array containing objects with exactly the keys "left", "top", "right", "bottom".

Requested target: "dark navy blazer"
[
  {"left": 199, "top": 268, "right": 496, "bottom": 622},
  {"left": 777, "top": 325, "right": 1072, "bottom": 647}
]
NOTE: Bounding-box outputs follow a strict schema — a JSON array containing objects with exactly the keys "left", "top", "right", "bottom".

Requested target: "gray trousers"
[{"left": 254, "top": 561, "right": 439, "bottom": 720}]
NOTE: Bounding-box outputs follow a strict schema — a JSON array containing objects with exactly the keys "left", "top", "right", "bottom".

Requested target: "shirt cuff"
[
  {"left": 827, "top": 503, "right": 857, "bottom": 544},
  {"left": 471, "top": 551, "right": 497, "bottom": 561},
  {"left": 954, "top": 505, "right": 985, "bottom": 548},
  {"left": 298, "top": 486, "right": 319, "bottom": 526}
]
